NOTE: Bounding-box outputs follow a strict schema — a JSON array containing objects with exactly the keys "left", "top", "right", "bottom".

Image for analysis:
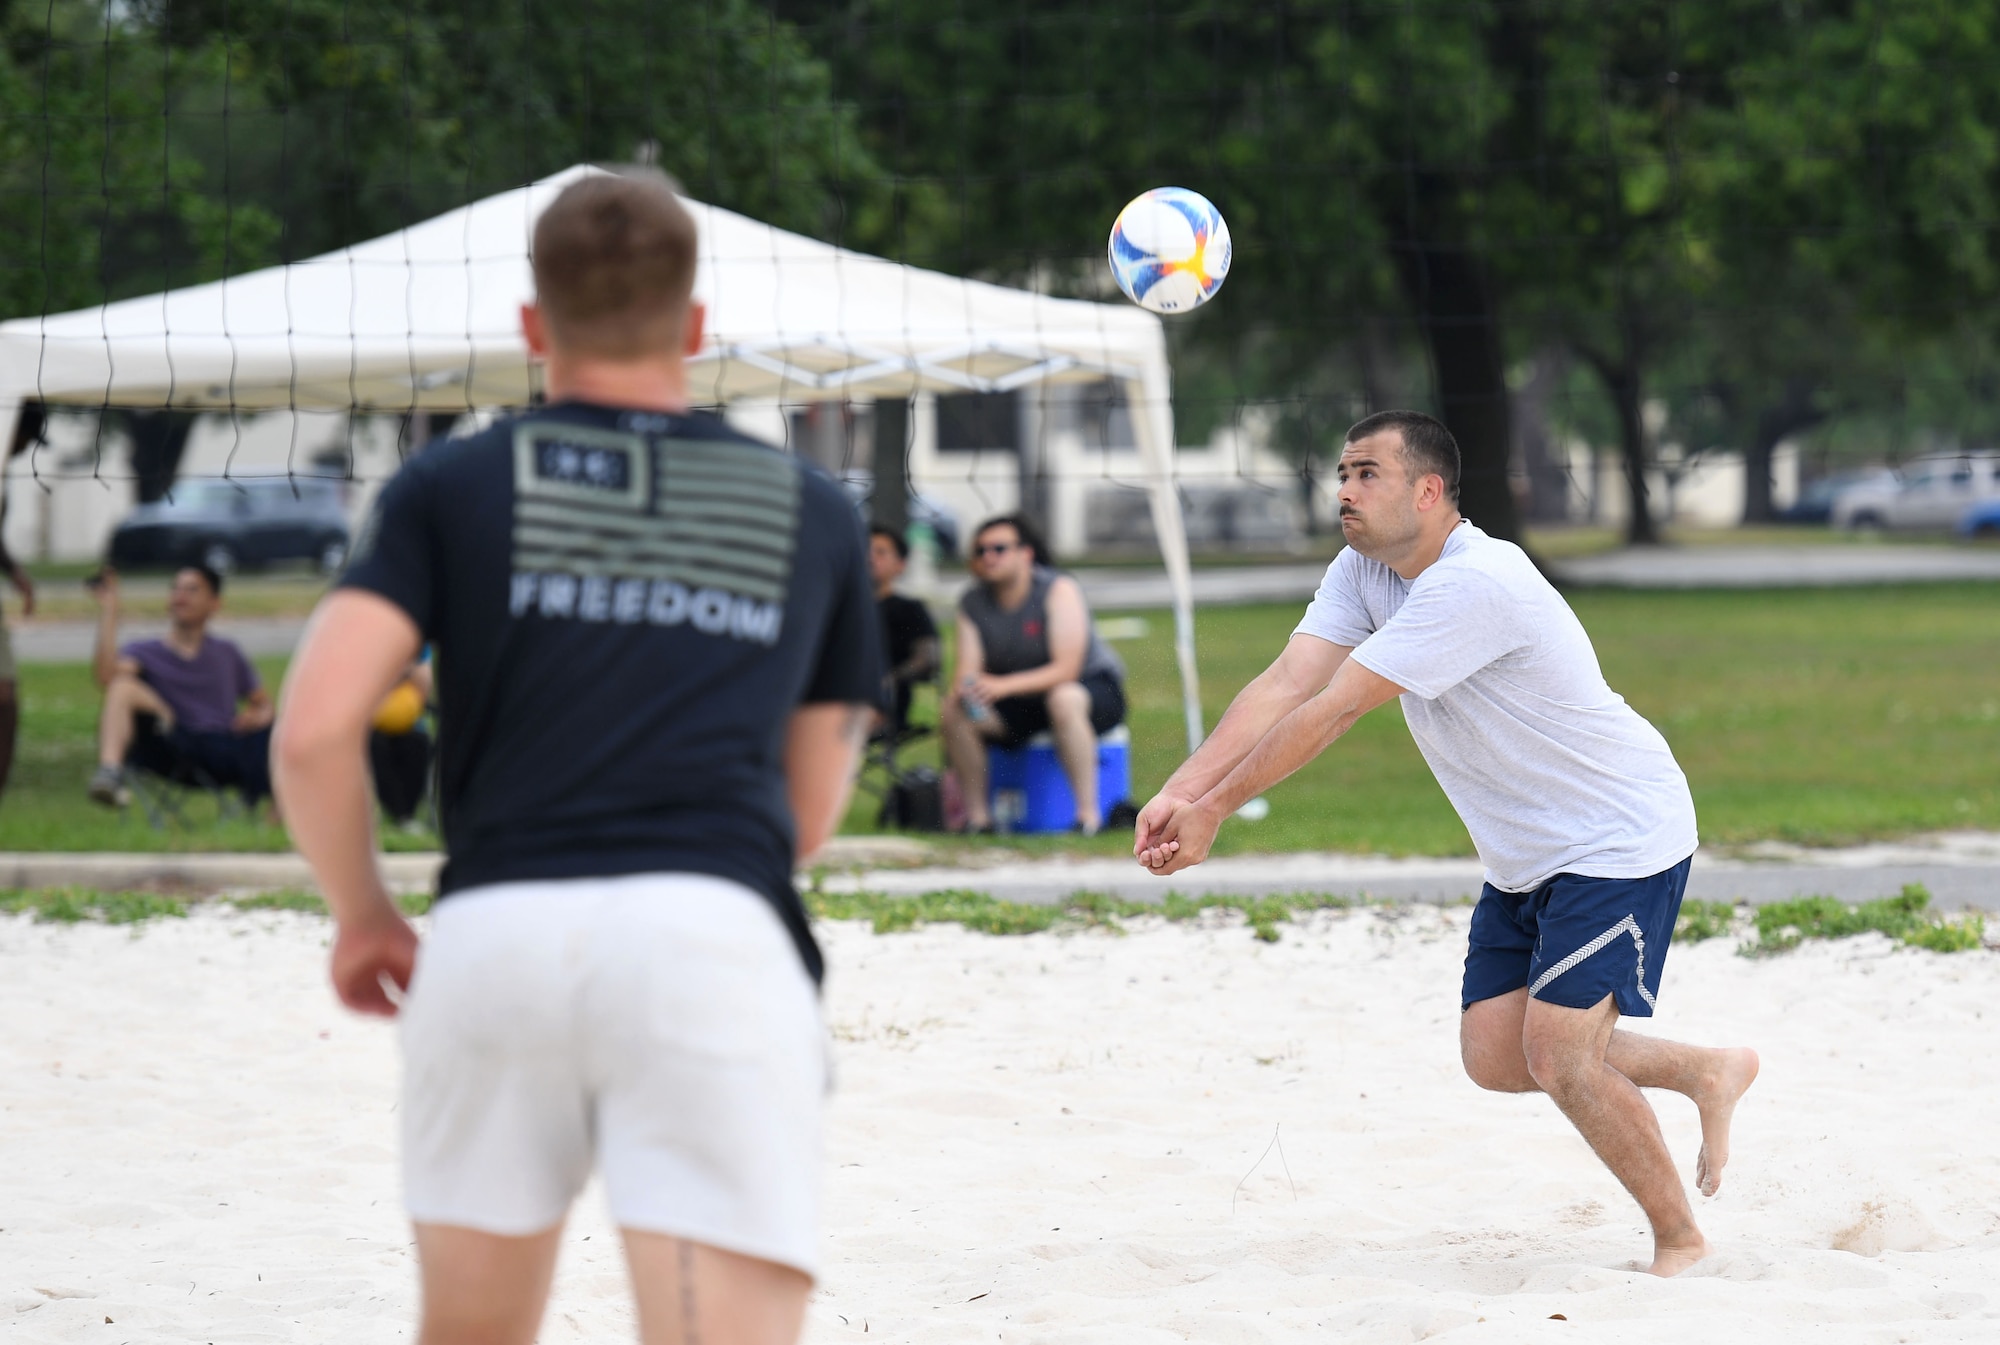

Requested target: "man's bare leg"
[
  {"left": 939, "top": 693, "right": 1003, "bottom": 829},
  {"left": 1463, "top": 989, "right": 1760, "bottom": 1199},
  {"left": 1602, "top": 1022, "right": 1760, "bottom": 1198},
  {"left": 1044, "top": 680, "right": 1100, "bottom": 832},
  {"left": 413, "top": 1221, "right": 563, "bottom": 1345},
  {"left": 98, "top": 671, "right": 172, "bottom": 767},
  {"left": 1504, "top": 994, "right": 1713, "bottom": 1275},
  {"left": 623, "top": 1230, "right": 811, "bottom": 1345}
]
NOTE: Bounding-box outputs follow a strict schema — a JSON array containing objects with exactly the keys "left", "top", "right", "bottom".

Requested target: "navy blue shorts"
[{"left": 1461, "top": 857, "right": 1692, "bottom": 1018}]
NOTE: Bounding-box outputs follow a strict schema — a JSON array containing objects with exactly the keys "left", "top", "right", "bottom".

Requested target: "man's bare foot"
[
  {"left": 1693, "top": 1047, "right": 1760, "bottom": 1197},
  {"left": 1648, "top": 1233, "right": 1711, "bottom": 1277}
]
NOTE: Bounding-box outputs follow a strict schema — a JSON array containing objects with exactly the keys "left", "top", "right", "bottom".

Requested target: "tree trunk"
[
  {"left": 1513, "top": 348, "right": 1572, "bottom": 521},
  {"left": 1602, "top": 364, "right": 1659, "bottom": 545},
  {"left": 872, "top": 396, "right": 911, "bottom": 536},
  {"left": 1741, "top": 378, "right": 1826, "bottom": 524},
  {"left": 1392, "top": 239, "right": 1523, "bottom": 543},
  {"left": 122, "top": 410, "right": 197, "bottom": 505}
]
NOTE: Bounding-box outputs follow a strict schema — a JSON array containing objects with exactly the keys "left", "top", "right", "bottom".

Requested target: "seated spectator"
[
  {"left": 870, "top": 524, "right": 939, "bottom": 734},
  {"left": 87, "top": 566, "right": 275, "bottom": 809},
  {"left": 941, "top": 514, "right": 1126, "bottom": 834},
  {"left": 369, "top": 656, "right": 435, "bottom": 826}
]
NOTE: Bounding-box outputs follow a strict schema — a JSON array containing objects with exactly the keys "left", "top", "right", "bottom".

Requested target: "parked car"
[
  {"left": 1958, "top": 498, "right": 2000, "bottom": 538},
  {"left": 109, "top": 477, "right": 351, "bottom": 575},
  {"left": 1830, "top": 453, "right": 2000, "bottom": 531},
  {"left": 1776, "top": 469, "right": 1897, "bottom": 524},
  {"left": 839, "top": 471, "right": 963, "bottom": 558}
]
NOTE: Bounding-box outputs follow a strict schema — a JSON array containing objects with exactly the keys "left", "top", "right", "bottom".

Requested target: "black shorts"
[
  {"left": 990, "top": 671, "right": 1125, "bottom": 750},
  {"left": 129, "top": 724, "right": 274, "bottom": 803}
]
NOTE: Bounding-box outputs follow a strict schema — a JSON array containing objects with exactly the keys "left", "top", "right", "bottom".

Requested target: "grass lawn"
[
  {"left": 844, "top": 582, "right": 2000, "bottom": 858},
  {"left": 0, "top": 655, "right": 437, "bottom": 853},
  {"left": 2, "top": 584, "right": 1995, "bottom": 855}
]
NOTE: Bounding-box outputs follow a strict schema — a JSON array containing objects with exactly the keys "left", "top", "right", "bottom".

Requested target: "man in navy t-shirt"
[{"left": 273, "top": 172, "right": 880, "bottom": 1344}]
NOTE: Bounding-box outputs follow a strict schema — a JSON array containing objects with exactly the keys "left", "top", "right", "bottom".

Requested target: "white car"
[{"left": 1831, "top": 453, "right": 2000, "bottom": 530}]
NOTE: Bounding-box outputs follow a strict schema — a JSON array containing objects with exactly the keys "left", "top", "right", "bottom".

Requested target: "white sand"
[{"left": 5, "top": 902, "right": 1999, "bottom": 1343}]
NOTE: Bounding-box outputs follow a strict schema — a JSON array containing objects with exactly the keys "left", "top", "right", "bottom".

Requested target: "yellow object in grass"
[{"left": 373, "top": 681, "right": 426, "bottom": 735}]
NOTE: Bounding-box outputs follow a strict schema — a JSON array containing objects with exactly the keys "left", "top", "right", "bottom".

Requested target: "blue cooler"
[{"left": 988, "top": 725, "right": 1131, "bottom": 833}]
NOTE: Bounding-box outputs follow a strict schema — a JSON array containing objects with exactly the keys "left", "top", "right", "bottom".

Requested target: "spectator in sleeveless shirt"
[
  {"left": 943, "top": 514, "right": 1126, "bottom": 833},
  {"left": 86, "top": 565, "right": 275, "bottom": 809}
]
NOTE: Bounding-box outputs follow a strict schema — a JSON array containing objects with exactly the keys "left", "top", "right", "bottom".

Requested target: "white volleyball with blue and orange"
[{"left": 1107, "top": 187, "right": 1232, "bottom": 315}]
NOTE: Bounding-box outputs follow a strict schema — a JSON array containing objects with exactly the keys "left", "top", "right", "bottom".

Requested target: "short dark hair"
[
  {"left": 869, "top": 523, "right": 909, "bottom": 560},
  {"left": 974, "top": 513, "right": 1047, "bottom": 563},
  {"left": 1345, "top": 410, "right": 1461, "bottom": 503},
  {"left": 531, "top": 173, "right": 698, "bottom": 359},
  {"left": 181, "top": 564, "right": 224, "bottom": 597}
]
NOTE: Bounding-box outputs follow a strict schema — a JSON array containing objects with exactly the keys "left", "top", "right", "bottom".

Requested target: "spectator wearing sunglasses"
[{"left": 943, "top": 514, "right": 1126, "bottom": 833}]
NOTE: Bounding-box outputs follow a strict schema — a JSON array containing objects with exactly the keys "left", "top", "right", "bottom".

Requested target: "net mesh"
[{"left": 5, "top": 0, "right": 2000, "bottom": 569}]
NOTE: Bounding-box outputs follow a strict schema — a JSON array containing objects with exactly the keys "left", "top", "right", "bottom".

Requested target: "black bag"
[{"left": 880, "top": 765, "right": 946, "bottom": 832}]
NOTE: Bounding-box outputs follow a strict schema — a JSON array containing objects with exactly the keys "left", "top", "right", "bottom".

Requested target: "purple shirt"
[{"left": 124, "top": 637, "right": 260, "bottom": 734}]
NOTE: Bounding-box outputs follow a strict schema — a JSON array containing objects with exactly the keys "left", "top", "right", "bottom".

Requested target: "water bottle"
[{"left": 960, "top": 677, "right": 988, "bottom": 723}]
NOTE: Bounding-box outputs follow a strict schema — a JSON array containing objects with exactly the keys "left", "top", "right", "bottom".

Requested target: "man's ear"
[
  {"left": 681, "top": 301, "right": 707, "bottom": 357},
  {"left": 520, "top": 302, "right": 549, "bottom": 358}
]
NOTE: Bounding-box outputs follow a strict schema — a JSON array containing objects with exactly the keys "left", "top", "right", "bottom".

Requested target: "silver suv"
[{"left": 1831, "top": 453, "right": 2000, "bottom": 531}]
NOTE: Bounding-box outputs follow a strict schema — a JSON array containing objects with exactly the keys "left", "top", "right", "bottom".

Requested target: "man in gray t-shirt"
[{"left": 1133, "top": 410, "right": 1758, "bottom": 1277}]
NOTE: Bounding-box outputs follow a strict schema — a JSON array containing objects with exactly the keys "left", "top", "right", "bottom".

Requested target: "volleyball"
[
  {"left": 1108, "top": 187, "right": 1232, "bottom": 314},
  {"left": 372, "top": 680, "right": 426, "bottom": 735}
]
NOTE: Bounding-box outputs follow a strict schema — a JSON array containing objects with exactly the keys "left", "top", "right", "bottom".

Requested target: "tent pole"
[{"left": 1126, "top": 369, "right": 1203, "bottom": 755}]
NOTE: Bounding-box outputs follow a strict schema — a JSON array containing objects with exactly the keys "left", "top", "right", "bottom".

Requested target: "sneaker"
[{"left": 87, "top": 765, "right": 129, "bottom": 809}]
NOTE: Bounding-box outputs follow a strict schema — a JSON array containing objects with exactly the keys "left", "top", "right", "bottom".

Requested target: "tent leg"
[{"left": 1126, "top": 374, "right": 1203, "bottom": 755}]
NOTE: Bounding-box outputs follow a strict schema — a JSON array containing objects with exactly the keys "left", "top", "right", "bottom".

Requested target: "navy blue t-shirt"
[{"left": 338, "top": 401, "right": 882, "bottom": 982}]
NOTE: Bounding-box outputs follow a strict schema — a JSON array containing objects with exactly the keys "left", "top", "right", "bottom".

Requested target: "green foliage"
[
  {"left": 226, "top": 890, "right": 326, "bottom": 913},
  {"left": 1744, "top": 884, "right": 1986, "bottom": 956},
  {"left": 1675, "top": 900, "right": 1738, "bottom": 944},
  {"left": 0, "top": 2, "right": 281, "bottom": 317},
  {"left": 225, "top": 889, "right": 429, "bottom": 916},
  {"left": 0, "top": 887, "right": 187, "bottom": 923},
  {"left": 0, "top": 886, "right": 430, "bottom": 922},
  {"left": 806, "top": 885, "right": 1359, "bottom": 943},
  {"left": 4, "top": 0, "right": 872, "bottom": 318}
]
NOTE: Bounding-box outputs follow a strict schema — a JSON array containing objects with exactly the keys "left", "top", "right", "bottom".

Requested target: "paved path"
[
  {"left": 4, "top": 835, "right": 1994, "bottom": 911},
  {"left": 8, "top": 616, "right": 310, "bottom": 662},
  {"left": 1550, "top": 543, "right": 2000, "bottom": 589},
  {"left": 1061, "top": 543, "right": 2000, "bottom": 610},
  {"left": 822, "top": 843, "right": 2000, "bottom": 912}
]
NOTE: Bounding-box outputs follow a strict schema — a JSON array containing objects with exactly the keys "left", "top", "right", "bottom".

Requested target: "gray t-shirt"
[{"left": 1295, "top": 522, "right": 1697, "bottom": 892}]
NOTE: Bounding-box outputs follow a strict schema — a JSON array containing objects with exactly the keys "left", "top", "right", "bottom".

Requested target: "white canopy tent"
[{"left": 0, "top": 164, "right": 1204, "bottom": 749}]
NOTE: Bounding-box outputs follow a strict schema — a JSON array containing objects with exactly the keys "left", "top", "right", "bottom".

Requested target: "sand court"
[{"left": 4, "top": 900, "right": 1998, "bottom": 1342}]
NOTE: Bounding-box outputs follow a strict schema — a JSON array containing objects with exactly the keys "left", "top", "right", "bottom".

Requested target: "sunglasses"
[{"left": 974, "top": 541, "right": 1017, "bottom": 558}]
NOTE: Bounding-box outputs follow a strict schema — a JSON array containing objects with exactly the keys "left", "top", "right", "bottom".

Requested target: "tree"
[{"left": 0, "top": 1, "right": 274, "bottom": 319}]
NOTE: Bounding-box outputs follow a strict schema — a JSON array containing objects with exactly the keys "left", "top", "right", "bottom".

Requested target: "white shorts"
[{"left": 399, "top": 872, "right": 826, "bottom": 1277}]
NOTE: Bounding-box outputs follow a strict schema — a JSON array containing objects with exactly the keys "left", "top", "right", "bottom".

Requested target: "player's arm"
[
  {"left": 895, "top": 634, "right": 940, "bottom": 686},
  {"left": 1139, "top": 654, "right": 1405, "bottom": 875},
  {"left": 786, "top": 701, "right": 872, "bottom": 862},
  {"left": 979, "top": 575, "right": 1089, "bottom": 699},
  {"left": 953, "top": 610, "right": 989, "bottom": 707},
  {"left": 272, "top": 589, "right": 423, "bottom": 1016},
  {"left": 90, "top": 570, "right": 123, "bottom": 689},
  {"left": 1134, "top": 633, "right": 1350, "bottom": 859}
]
